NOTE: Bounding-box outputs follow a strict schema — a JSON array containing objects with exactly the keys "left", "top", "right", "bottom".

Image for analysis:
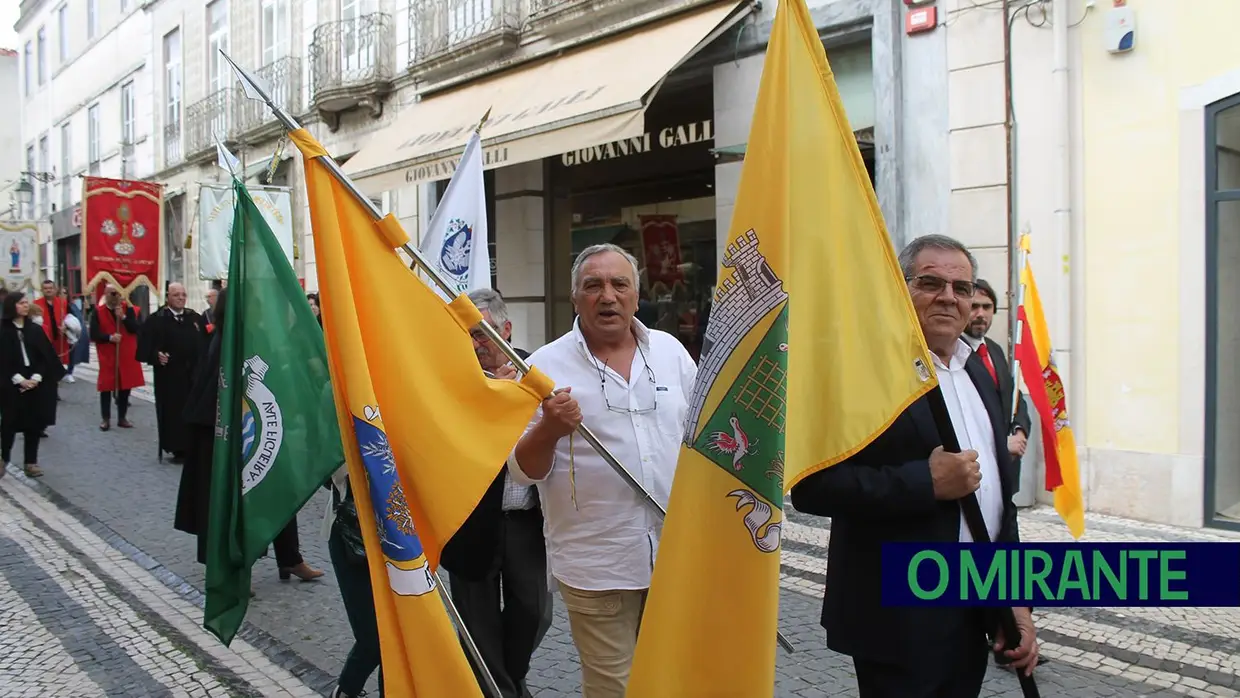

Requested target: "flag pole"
[
  {"left": 926, "top": 390, "right": 1041, "bottom": 697},
  {"left": 220, "top": 51, "right": 797, "bottom": 655},
  {"left": 1009, "top": 233, "right": 1029, "bottom": 423}
]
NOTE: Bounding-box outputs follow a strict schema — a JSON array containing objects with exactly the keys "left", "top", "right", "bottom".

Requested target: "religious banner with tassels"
[
  {"left": 0, "top": 221, "right": 40, "bottom": 292},
  {"left": 81, "top": 176, "right": 164, "bottom": 300}
]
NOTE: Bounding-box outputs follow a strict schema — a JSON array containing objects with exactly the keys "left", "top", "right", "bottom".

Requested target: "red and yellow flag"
[{"left": 1014, "top": 233, "right": 1085, "bottom": 539}]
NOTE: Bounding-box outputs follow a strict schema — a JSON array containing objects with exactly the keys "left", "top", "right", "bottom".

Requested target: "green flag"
[{"left": 204, "top": 178, "right": 343, "bottom": 645}]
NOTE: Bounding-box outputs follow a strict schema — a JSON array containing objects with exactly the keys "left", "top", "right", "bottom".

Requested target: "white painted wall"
[{"left": 18, "top": 0, "right": 155, "bottom": 216}]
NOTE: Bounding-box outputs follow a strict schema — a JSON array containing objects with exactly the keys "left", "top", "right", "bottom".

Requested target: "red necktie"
[{"left": 977, "top": 342, "right": 999, "bottom": 386}]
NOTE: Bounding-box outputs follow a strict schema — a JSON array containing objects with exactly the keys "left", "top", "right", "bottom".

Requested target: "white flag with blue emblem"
[{"left": 419, "top": 130, "right": 491, "bottom": 295}]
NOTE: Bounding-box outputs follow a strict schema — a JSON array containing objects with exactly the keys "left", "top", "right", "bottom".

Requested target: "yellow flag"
[
  {"left": 1015, "top": 234, "right": 1085, "bottom": 538},
  {"left": 291, "top": 130, "right": 555, "bottom": 697},
  {"left": 625, "top": 0, "right": 935, "bottom": 693}
]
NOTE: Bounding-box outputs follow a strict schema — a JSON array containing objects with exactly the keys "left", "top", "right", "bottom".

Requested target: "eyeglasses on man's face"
[{"left": 905, "top": 274, "right": 975, "bottom": 299}]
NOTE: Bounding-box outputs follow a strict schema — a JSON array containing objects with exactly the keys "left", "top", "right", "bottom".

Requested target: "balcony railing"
[
  {"left": 529, "top": 0, "right": 574, "bottom": 13},
  {"left": 237, "top": 56, "right": 303, "bottom": 135},
  {"left": 185, "top": 88, "right": 235, "bottom": 157},
  {"left": 409, "top": 0, "right": 520, "bottom": 67},
  {"left": 309, "top": 13, "right": 395, "bottom": 103},
  {"left": 164, "top": 122, "right": 183, "bottom": 168}
]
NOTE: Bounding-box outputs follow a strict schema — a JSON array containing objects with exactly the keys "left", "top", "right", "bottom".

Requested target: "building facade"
[
  {"left": 1, "top": 48, "right": 23, "bottom": 222},
  {"left": 17, "top": 0, "right": 157, "bottom": 299},
  {"left": 334, "top": 0, "right": 934, "bottom": 353},
  {"left": 922, "top": 0, "right": 1240, "bottom": 530}
]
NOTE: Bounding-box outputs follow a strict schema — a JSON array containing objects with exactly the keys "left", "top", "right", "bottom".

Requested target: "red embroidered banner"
[
  {"left": 639, "top": 215, "right": 683, "bottom": 286},
  {"left": 82, "top": 177, "right": 163, "bottom": 301}
]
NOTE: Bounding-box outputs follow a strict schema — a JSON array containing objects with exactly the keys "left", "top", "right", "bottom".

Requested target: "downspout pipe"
[{"left": 1052, "top": 0, "right": 1086, "bottom": 502}]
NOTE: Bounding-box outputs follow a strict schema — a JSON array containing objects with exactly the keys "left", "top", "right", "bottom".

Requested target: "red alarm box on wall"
[{"left": 906, "top": 6, "right": 937, "bottom": 34}]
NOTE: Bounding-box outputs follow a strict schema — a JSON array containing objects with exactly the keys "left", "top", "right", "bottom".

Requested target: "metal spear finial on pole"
[
  {"left": 475, "top": 107, "right": 492, "bottom": 134},
  {"left": 222, "top": 50, "right": 796, "bottom": 657}
]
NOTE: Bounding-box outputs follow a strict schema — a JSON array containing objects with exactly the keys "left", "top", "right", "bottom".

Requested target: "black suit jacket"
[
  {"left": 440, "top": 348, "right": 543, "bottom": 582},
  {"left": 977, "top": 336, "right": 1032, "bottom": 438},
  {"left": 789, "top": 351, "right": 1021, "bottom": 670}
]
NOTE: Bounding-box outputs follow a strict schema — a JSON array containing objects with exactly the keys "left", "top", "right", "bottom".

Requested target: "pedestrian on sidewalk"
[
  {"left": 0, "top": 292, "right": 65, "bottom": 478},
  {"left": 323, "top": 465, "right": 384, "bottom": 698},
  {"left": 25, "top": 303, "right": 58, "bottom": 435},
  {"left": 90, "top": 284, "right": 144, "bottom": 431},
  {"left": 63, "top": 288, "right": 86, "bottom": 383}
]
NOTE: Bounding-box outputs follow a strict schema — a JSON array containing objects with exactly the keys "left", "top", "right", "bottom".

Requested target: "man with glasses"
[
  {"left": 441, "top": 288, "right": 552, "bottom": 698},
  {"left": 790, "top": 234, "right": 1039, "bottom": 697},
  {"left": 509, "top": 244, "right": 697, "bottom": 698}
]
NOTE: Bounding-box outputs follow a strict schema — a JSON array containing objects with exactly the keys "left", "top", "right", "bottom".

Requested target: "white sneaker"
[{"left": 62, "top": 374, "right": 75, "bottom": 383}]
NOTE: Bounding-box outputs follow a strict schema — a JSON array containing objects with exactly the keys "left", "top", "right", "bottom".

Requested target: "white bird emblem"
[{"left": 707, "top": 413, "right": 755, "bottom": 471}]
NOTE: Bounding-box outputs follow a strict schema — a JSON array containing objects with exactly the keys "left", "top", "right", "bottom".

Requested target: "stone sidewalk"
[
  {"left": 0, "top": 469, "right": 319, "bottom": 698},
  {"left": 8, "top": 372, "right": 1240, "bottom": 696}
]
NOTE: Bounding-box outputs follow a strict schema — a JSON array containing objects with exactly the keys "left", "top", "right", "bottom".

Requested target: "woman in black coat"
[{"left": 0, "top": 292, "right": 65, "bottom": 478}]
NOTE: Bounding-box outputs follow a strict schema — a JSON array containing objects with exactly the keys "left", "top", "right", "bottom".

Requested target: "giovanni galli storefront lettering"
[
  {"left": 404, "top": 146, "right": 511, "bottom": 184},
  {"left": 561, "top": 119, "right": 714, "bottom": 166}
]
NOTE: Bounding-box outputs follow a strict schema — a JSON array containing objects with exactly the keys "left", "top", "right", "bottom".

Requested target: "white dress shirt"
[
  {"left": 933, "top": 339, "right": 1004, "bottom": 543},
  {"left": 508, "top": 318, "right": 698, "bottom": 592}
]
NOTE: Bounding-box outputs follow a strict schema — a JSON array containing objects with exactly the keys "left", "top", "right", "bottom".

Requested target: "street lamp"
[
  {"left": 15, "top": 177, "right": 33, "bottom": 206},
  {"left": 13, "top": 171, "right": 57, "bottom": 218}
]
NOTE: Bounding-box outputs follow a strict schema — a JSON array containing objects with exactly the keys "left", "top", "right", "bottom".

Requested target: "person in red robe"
[
  {"left": 89, "top": 284, "right": 145, "bottom": 431},
  {"left": 34, "top": 280, "right": 71, "bottom": 367}
]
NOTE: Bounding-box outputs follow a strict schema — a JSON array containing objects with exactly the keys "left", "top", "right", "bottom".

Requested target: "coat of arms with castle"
[{"left": 684, "top": 229, "right": 788, "bottom": 554}]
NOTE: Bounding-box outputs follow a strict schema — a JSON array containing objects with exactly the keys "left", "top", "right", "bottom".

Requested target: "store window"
[
  {"left": 547, "top": 82, "right": 717, "bottom": 360},
  {"left": 1206, "top": 92, "right": 1240, "bottom": 529}
]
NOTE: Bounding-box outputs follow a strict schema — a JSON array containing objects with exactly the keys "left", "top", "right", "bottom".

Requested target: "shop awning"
[{"left": 343, "top": 0, "right": 753, "bottom": 192}]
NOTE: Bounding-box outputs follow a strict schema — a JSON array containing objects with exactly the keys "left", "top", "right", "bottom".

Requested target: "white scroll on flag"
[
  {"left": 420, "top": 129, "right": 492, "bottom": 296},
  {"left": 197, "top": 183, "right": 295, "bottom": 280}
]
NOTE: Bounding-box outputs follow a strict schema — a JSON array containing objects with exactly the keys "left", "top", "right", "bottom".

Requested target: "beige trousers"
[{"left": 558, "top": 581, "right": 648, "bottom": 698}]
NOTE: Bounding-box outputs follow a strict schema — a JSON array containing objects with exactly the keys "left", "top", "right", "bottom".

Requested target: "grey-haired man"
[{"left": 441, "top": 288, "right": 552, "bottom": 698}]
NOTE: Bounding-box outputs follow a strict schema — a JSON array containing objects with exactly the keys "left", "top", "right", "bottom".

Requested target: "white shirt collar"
[
  {"left": 571, "top": 315, "right": 652, "bottom": 356},
  {"left": 932, "top": 338, "right": 975, "bottom": 372},
  {"left": 961, "top": 333, "right": 984, "bottom": 351}
]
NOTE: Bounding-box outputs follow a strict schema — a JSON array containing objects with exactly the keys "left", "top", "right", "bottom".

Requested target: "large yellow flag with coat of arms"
[
  {"left": 625, "top": 0, "right": 937, "bottom": 693},
  {"left": 291, "top": 129, "right": 554, "bottom": 697}
]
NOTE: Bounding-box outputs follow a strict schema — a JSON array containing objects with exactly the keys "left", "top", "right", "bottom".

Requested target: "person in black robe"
[
  {"left": 0, "top": 292, "right": 65, "bottom": 478},
  {"left": 138, "top": 282, "right": 207, "bottom": 463},
  {"left": 173, "top": 288, "right": 323, "bottom": 584},
  {"left": 176, "top": 286, "right": 225, "bottom": 565}
]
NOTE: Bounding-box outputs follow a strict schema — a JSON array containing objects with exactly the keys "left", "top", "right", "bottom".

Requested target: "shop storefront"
[
  {"left": 546, "top": 81, "right": 718, "bottom": 359},
  {"left": 340, "top": 0, "right": 879, "bottom": 353},
  {"left": 49, "top": 205, "right": 82, "bottom": 296}
]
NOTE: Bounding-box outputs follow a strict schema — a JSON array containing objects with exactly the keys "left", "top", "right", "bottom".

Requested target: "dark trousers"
[
  {"left": 449, "top": 509, "right": 553, "bottom": 698},
  {"left": 272, "top": 517, "right": 303, "bottom": 569},
  {"left": 853, "top": 637, "right": 989, "bottom": 698},
  {"left": 100, "top": 390, "right": 131, "bottom": 421},
  {"left": 1, "top": 427, "right": 40, "bottom": 465},
  {"left": 328, "top": 521, "right": 383, "bottom": 697}
]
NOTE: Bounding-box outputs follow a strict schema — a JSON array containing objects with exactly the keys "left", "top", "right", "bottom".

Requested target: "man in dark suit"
[
  {"left": 441, "top": 288, "right": 552, "bottom": 698},
  {"left": 790, "top": 234, "right": 1040, "bottom": 698},
  {"left": 965, "top": 279, "right": 1032, "bottom": 467}
]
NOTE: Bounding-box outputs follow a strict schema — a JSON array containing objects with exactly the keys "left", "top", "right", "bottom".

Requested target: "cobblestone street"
[{"left": 3, "top": 372, "right": 1240, "bottom": 696}]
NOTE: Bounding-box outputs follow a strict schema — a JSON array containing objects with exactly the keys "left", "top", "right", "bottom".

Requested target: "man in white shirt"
[
  {"left": 789, "top": 234, "right": 1039, "bottom": 698},
  {"left": 508, "top": 243, "right": 697, "bottom": 698}
]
